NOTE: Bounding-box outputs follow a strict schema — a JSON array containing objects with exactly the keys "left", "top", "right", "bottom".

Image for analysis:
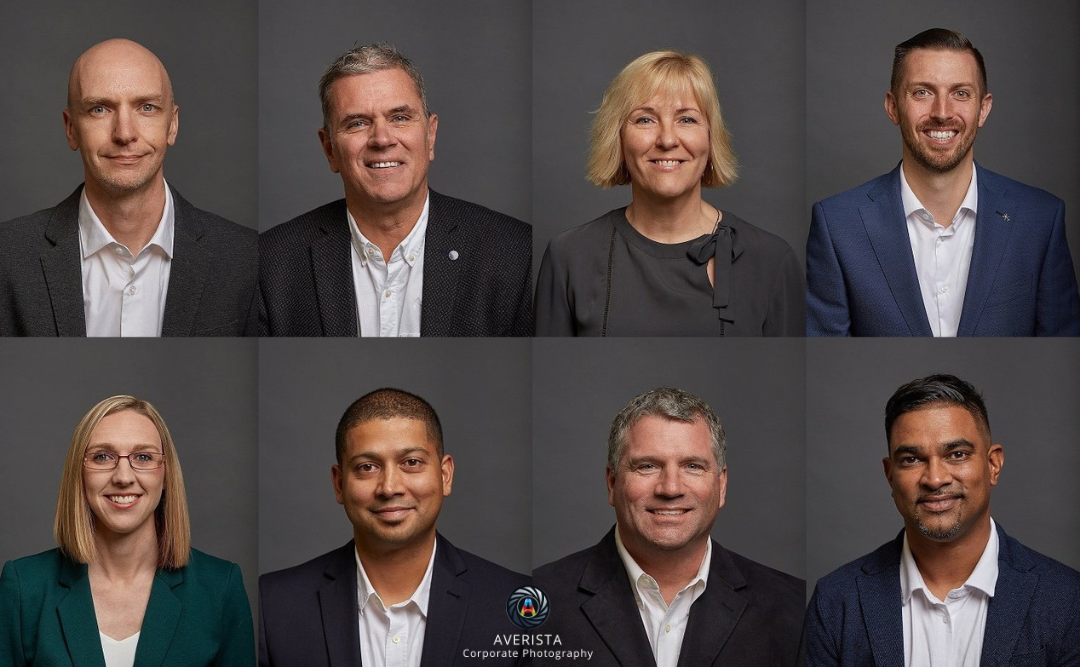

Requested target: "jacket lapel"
[
  {"left": 310, "top": 208, "right": 358, "bottom": 336},
  {"left": 319, "top": 543, "right": 363, "bottom": 667},
  {"left": 420, "top": 536, "right": 469, "bottom": 667},
  {"left": 859, "top": 166, "right": 932, "bottom": 335},
  {"left": 980, "top": 526, "right": 1037, "bottom": 666},
  {"left": 420, "top": 192, "right": 463, "bottom": 336},
  {"left": 579, "top": 531, "right": 656, "bottom": 667},
  {"left": 856, "top": 533, "right": 904, "bottom": 667},
  {"left": 56, "top": 558, "right": 106, "bottom": 667},
  {"left": 161, "top": 189, "right": 210, "bottom": 336},
  {"left": 675, "top": 543, "right": 747, "bottom": 667},
  {"left": 133, "top": 568, "right": 184, "bottom": 667},
  {"left": 957, "top": 169, "right": 1014, "bottom": 336},
  {"left": 40, "top": 188, "right": 87, "bottom": 336}
]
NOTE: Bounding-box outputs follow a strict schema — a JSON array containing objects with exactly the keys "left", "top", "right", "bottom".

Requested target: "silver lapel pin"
[{"left": 448, "top": 250, "right": 459, "bottom": 261}]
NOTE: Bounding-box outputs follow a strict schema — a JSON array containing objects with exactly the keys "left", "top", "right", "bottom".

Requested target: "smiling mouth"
[
  {"left": 918, "top": 495, "right": 961, "bottom": 512},
  {"left": 924, "top": 130, "right": 958, "bottom": 143},
  {"left": 649, "top": 508, "right": 689, "bottom": 515},
  {"left": 106, "top": 495, "right": 141, "bottom": 507},
  {"left": 650, "top": 159, "right": 685, "bottom": 167},
  {"left": 367, "top": 161, "right": 402, "bottom": 169}
]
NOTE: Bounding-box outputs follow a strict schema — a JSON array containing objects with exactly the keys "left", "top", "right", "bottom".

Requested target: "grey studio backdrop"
[
  {"left": 0, "top": 339, "right": 259, "bottom": 612},
  {"left": 532, "top": 338, "right": 806, "bottom": 583},
  {"left": 532, "top": 0, "right": 807, "bottom": 275},
  {"left": 258, "top": 339, "right": 532, "bottom": 576},
  {"left": 258, "top": 0, "right": 531, "bottom": 231},
  {"left": 807, "top": 0, "right": 1080, "bottom": 287},
  {"left": 806, "top": 339, "right": 1080, "bottom": 599},
  {"left": 0, "top": 0, "right": 258, "bottom": 229}
]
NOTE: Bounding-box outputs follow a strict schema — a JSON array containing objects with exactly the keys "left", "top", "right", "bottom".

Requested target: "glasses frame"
[{"left": 82, "top": 450, "right": 166, "bottom": 471}]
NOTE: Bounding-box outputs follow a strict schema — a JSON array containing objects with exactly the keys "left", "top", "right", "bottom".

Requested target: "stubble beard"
[
  {"left": 904, "top": 123, "right": 977, "bottom": 175},
  {"left": 915, "top": 502, "right": 963, "bottom": 540}
]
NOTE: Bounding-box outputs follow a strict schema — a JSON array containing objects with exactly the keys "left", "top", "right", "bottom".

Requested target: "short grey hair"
[
  {"left": 318, "top": 42, "right": 429, "bottom": 131},
  {"left": 607, "top": 387, "right": 726, "bottom": 472}
]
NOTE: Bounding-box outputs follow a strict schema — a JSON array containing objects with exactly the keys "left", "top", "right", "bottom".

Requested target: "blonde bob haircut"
[
  {"left": 54, "top": 396, "right": 191, "bottom": 570},
  {"left": 587, "top": 50, "right": 739, "bottom": 189}
]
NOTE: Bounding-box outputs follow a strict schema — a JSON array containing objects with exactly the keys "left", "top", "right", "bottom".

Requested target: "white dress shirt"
[
  {"left": 78, "top": 186, "right": 174, "bottom": 337},
  {"left": 355, "top": 542, "right": 436, "bottom": 667},
  {"left": 348, "top": 196, "right": 428, "bottom": 337},
  {"left": 900, "top": 164, "right": 978, "bottom": 337},
  {"left": 900, "top": 518, "right": 999, "bottom": 667},
  {"left": 100, "top": 631, "right": 139, "bottom": 667},
  {"left": 615, "top": 527, "right": 710, "bottom": 667}
]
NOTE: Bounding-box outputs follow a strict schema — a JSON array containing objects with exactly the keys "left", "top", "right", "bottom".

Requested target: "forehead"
[
  {"left": 624, "top": 414, "right": 714, "bottom": 460},
  {"left": 343, "top": 417, "right": 436, "bottom": 457},
  {"left": 633, "top": 76, "right": 703, "bottom": 111},
  {"left": 73, "top": 48, "right": 169, "bottom": 100},
  {"left": 88, "top": 410, "right": 161, "bottom": 446},
  {"left": 888, "top": 404, "right": 986, "bottom": 451},
  {"left": 327, "top": 68, "right": 422, "bottom": 114},
  {"left": 898, "top": 48, "right": 981, "bottom": 87}
]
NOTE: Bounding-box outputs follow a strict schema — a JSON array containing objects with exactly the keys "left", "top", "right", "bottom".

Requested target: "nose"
[
  {"left": 112, "top": 106, "right": 137, "bottom": 145},
  {"left": 655, "top": 118, "right": 679, "bottom": 150},
  {"left": 110, "top": 457, "right": 136, "bottom": 484},
  {"left": 930, "top": 94, "right": 951, "bottom": 121},
  {"left": 921, "top": 456, "right": 954, "bottom": 490},
  {"left": 654, "top": 466, "right": 684, "bottom": 499},
  {"left": 377, "top": 465, "right": 403, "bottom": 498},
  {"left": 367, "top": 117, "right": 396, "bottom": 148}
]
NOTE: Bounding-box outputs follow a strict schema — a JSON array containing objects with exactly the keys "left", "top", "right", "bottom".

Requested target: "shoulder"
[
  {"left": 723, "top": 212, "right": 798, "bottom": 259},
  {"left": 812, "top": 537, "right": 900, "bottom": 604},
  {"left": 977, "top": 166, "right": 1064, "bottom": 209},
  {"left": 1001, "top": 530, "right": 1080, "bottom": 586},
  {"left": 446, "top": 541, "right": 530, "bottom": 591},
  {"left": 1, "top": 548, "right": 68, "bottom": 581},
  {"left": 814, "top": 170, "right": 897, "bottom": 211},
  {"left": 260, "top": 200, "right": 348, "bottom": 250},
  {"left": 429, "top": 191, "right": 531, "bottom": 239},
  {"left": 182, "top": 548, "right": 244, "bottom": 584},
  {"left": 173, "top": 190, "right": 256, "bottom": 247},
  {"left": 0, "top": 190, "right": 79, "bottom": 252},
  {"left": 534, "top": 540, "right": 605, "bottom": 588},
  {"left": 259, "top": 543, "right": 351, "bottom": 593},
  {"left": 545, "top": 209, "right": 624, "bottom": 256},
  {"left": 721, "top": 545, "right": 805, "bottom": 600}
]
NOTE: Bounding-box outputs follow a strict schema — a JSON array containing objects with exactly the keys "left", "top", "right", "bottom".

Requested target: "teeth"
[
  {"left": 927, "top": 130, "right": 957, "bottom": 140},
  {"left": 653, "top": 510, "right": 686, "bottom": 515},
  {"left": 108, "top": 495, "right": 138, "bottom": 505},
  {"left": 654, "top": 160, "right": 681, "bottom": 167},
  {"left": 369, "top": 161, "right": 401, "bottom": 168}
]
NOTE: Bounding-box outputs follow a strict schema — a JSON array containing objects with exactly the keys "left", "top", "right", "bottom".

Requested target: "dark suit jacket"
[
  {"left": 805, "top": 524, "right": 1080, "bottom": 666},
  {"left": 806, "top": 164, "right": 1080, "bottom": 336},
  {"left": 0, "top": 548, "right": 255, "bottom": 667},
  {"left": 533, "top": 528, "right": 805, "bottom": 666},
  {"left": 258, "top": 190, "right": 533, "bottom": 336},
  {"left": 0, "top": 185, "right": 258, "bottom": 337},
  {"left": 258, "top": 535, "right": 530, "bottom": 667}
]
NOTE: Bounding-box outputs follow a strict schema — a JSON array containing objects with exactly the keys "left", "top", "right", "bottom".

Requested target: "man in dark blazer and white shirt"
[
  {"left": 805, "top": 375, "right": 1080, "bottom": 666},
  {"left": 259, "top": 388, "right": 529, "bottom": 667},
  {"left": 258, "top": 43, "right": 532, "bottom": 337},
  {"left": 0, "top": 39, "right": 258, "bottom": 337},
  {"left": 806, "top": 28, "right": 1080, "bottom": 336},
  {"left": 534, "top": 388, "right": 805, "bottom": 667}
]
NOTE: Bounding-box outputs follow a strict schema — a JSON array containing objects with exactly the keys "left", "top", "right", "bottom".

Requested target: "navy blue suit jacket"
[
  {"left": 258, "top": 535, "right": 529, "bottom": 667},
  {"left": 806, "top": 164, "right": 1080, "bottom": 336},
  {"left": 805, "top": 524, "right": 1080, "bottom": 666}
]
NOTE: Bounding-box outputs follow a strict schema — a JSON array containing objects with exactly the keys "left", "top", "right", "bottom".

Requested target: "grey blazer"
[{"left": 0, "top": 185, "right": 258, "bottom": 336}]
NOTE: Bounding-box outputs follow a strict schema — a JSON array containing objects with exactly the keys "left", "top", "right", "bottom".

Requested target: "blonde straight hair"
[{"left": 54, "top": 396, "right": 191, "bottom": 569}]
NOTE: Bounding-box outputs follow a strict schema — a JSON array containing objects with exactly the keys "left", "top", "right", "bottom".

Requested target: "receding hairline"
[{"left": 68, "top": 38, "right": 175, "bottom": 110}]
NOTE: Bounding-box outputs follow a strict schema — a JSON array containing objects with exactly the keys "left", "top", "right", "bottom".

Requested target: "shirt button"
[
  {"left": 128, "top": 285, "right": 138, "bottom": 296},
  {"left": 392, "top": 635, "right": 401, "bottom": 644},
  {"left": 940, "top": 285, "right": 949, "bottom": 293},
  {"left": 665, "top": 624, "right": 671, "bottom": 633},
  {"left": 114, "top": 246, "right": 125, "bottom": 255},
  {"left": 408, "top": 254, "right": 416, "bottom": 262},
  {"left": 384, "top": 289, "right": 392, "bottom": 298},
  {"left": 367, "top": 247, "right": 376, "bottom": 256}
]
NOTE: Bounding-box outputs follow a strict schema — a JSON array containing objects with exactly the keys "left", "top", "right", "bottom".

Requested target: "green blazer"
[{"left": 1, "top": 548, "right": 254, "bottom": 666}]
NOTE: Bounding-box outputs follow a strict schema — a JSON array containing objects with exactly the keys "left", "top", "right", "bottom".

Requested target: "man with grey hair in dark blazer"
[
  {"left": 258, "top": 43, "right": 532, "bottom": 337},
  {"left": 0, "top": 38, "right": 258, "bottom": 337}
]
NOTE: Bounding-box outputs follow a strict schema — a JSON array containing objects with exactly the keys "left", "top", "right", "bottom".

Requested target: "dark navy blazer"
[
  {"left": 806, "top": 164, "right": 1080, "bottom": 336},
  {"left": 805, "top": 523, "right": 1080, "bottom": 666}
]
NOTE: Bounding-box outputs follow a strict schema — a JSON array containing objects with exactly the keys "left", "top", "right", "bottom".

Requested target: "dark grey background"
[
  {"left": 807, "top": 339, "right": 1080, "bottom": 598},
  {"left": 0, "top": 339, "right": 259, "bottom": 611},
  {"left": 532, "top": 0, "right": 807, "bottom": 275},
  {"left": 0, "top": 0, "right": 258, "bottom": 228},
  {"left": 807, "top": 0, "right": 1080, "bottom": 286},
  {"left": 258, "top": 339, "right": 532, "bottom": 575},
  {"left": 258, "top": 0, "right": 531, "bottom": 231},
  {"left": 532, "top": 339, "right": 806, "bottom": 582}
]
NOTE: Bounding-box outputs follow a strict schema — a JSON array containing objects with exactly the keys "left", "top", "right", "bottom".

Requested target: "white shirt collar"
[
  {"left": 901, "top": 517, "right": 999, "bottom": 604},
  {"left": 347, "top": 194, "right": 430, "bottom": 268},
  {"left": 355, "top": 540, "right": 437, "bottom": 618},
  {"left": 900, "top": 163, "right": 979, "bottom": 229},
  {"left": 614, "top": 524, "right": 711, "bottom": 602},
  {"left": 78, "top": 183, "right": 175, "bottom": 259}
]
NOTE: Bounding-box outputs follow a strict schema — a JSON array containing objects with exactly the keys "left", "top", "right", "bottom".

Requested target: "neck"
[
  {"left": 89, "top": 526, "right": 159, "bottom": 581},
  {"left": 355, "top": 530, "right": 436, "bottom": 606},
  {"left": 620, "top": 527, "right": 707, "bottom": 605},
  {"left": 900, "top": 156, "right": 974, "bottom": 228},
  {"left": 346, "top": 188, "right": 427, "bottom": 263},
  {"left": 906, "top": 516, "right": 992, "bottom": 599},
  {"left": 626, "top": 186, "right": 718, "bottom": 244},
  {"left": 83, "top": 177, "right": 167, "bottom": 254}
]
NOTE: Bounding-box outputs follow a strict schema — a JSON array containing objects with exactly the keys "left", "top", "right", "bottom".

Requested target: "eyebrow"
[
  {"left": 891, "top": 438, "right": 976, "bottom": 458},
  {"left": 348, "top": 446, "right": 431, "bottom": 463},
  {"left": 80, "top": 94, "right": 168, "bottom": 107},
  {"left": 87, "top": 442, "right": 161, "bottom": 451}
]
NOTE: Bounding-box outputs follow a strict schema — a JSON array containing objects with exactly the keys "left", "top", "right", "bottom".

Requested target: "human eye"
[
  {"left": 355, "top": 462, "right": 378, "bottom": 474},
  {"left": 132, "top": 452, "right": 156, "bottom": 464},
  {"left": 88, "top": 450, "right": 115, "bottom": 464},
  {"left": 947, "top": 450, "right": 971, "bottom": 461},
  {"left": 140, "top": 103, "right": 158, "bottom": 113},
  {"left": 89, "top": 105, "right": 107, "bottom": 115},
  {"left": 344, "top": 118, "right": 369, "bottom": 131},
  {"left": 402, "top": 458, "right": 425, "bottom": 469},
  {"left": 678, "top": 115, "right": 699, "bottom": 124},
  {"left": 911, "top": 89, "right": 930, "bottom": 99}
]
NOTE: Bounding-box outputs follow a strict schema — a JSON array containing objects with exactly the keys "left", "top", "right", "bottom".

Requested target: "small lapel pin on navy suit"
[
  {"left": 998, "top": 211, "right": 1011, "bottom": 222},
  {"left": 448, "top": 250, "right": 459, "bottom": 260}
]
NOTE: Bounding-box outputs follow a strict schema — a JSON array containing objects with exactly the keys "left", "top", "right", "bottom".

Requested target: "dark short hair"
[
  {"left": 891, "top": 28, "right": 987, "bottom": 95},
  {"left": 607, "top": 387, "right": 726, "bottom": 472},
  {"left": 318, "top": 43, "right": 428, "bottom": 132},
  {"left": 335, "top": 388, "right": 443, "bottom": 463},
  {"left": 885, "top": 374, "right": 990, "bottom": 444}
]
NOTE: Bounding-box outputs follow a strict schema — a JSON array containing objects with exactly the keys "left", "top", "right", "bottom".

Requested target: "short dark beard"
[{"left": 915, "top": 503, "right": 963, "bottom": 540}]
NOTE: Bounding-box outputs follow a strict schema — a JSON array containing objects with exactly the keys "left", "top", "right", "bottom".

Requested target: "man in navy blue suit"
[
  {"left": 806, "top": 28, "right": 1080, "bottom": 336},
  {"left": 805, "top": 374, "right": 1080, "bottom": 666}
]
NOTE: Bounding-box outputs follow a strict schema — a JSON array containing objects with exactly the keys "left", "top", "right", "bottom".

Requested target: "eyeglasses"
[{"left": 83, "top": 450, "right": 166, "bottom": 471}]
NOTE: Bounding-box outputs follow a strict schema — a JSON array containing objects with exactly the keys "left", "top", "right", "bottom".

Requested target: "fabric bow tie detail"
[{"left": 688, "top": 226, "right": 733, "bottom": 312}]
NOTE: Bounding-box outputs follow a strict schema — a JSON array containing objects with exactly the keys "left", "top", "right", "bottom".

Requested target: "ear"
[
  {"left": 987, "top": 443, "right": 1004, "bottom": 486},
  {"left": 166, "top": 105, "right": 179, "bottom": 147},
  {"left": 977, "top": 92, "right": 992, "bottom": 128},
  {"left": 606, "top": 466, "right": 616, "bottom": 508},
  {"left": 331, "top": 464, "right": 344, "bottom": 505},
  {"left": 882, "top": 455, "right": 893, "bottom": 485},
  {"left": 440, "top": 454, "right": 454, "bottom": 497},
  {"left": 63, "top": 109, "right": 79, "bottom": 151},
  {"left": 716, "top": 466, "right": 728, "bottom": 510},
  {"left": 426, "top": 113, "right": 438, "bottom": 161},
  {"left": 884, "top": 91, "right": 900, "bottom": 126},
  {"left": 318, "top": 127, "right": 341, "bottom": 173}
]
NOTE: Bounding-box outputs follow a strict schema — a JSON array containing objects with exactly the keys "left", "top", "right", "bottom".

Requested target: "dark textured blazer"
[
  {"left": 533, "top": 528, "right": 806, "bottom": 666},
  {"left": 258, "top": 190, "right": 533, "bottom": 336},
  {"left": 806, "top": 164, "right": 1080, "bottom": 336},
  {"left": 0, "top": 185, "right": 259, "bottom": 337},
  {"left": 258, "top": 535, "right": 530, "bottom": 667},
  {"left": 805, "top": 523, "right": 1080, "bottom": 666},
  {"left": 0, "top": 548, "right": 255, "bottom": 667}
]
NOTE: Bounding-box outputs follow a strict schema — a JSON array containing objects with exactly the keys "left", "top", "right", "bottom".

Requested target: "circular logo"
[{"left": 506, "top": 585, "right": 549, "bottom": 629}]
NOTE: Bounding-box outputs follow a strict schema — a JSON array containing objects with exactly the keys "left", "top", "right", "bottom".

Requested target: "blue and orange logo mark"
[{"left": 506, "top": 586, "right": 549, "bottom": 628}]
